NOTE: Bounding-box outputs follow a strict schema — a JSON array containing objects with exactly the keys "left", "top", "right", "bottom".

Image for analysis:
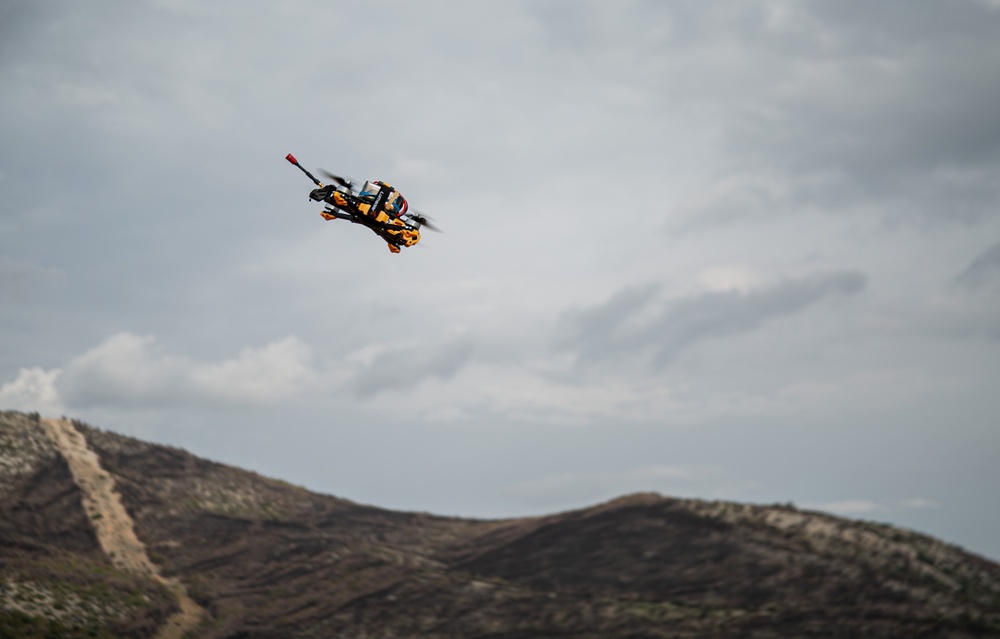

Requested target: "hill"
[{"left": 2, "top": 410, "right": 999, "bottom": 638}]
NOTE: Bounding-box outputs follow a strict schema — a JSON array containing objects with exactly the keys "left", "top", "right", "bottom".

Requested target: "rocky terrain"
[{"left": 2, "top": 409, "right": 999, "bottom": 638}]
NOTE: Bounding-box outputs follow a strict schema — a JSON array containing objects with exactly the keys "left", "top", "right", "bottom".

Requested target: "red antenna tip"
[{"left": 285, "top": 153, "right": 298, "bottom": 164}]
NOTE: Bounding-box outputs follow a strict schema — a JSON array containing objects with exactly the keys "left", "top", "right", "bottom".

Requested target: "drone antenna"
[{"left": 285, "top": 153, "right": 322, "bottom": 186}]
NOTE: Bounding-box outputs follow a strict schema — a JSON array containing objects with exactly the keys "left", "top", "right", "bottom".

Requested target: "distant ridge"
[{"left": 2, "top": 410, "right": 999, "bottom": 638}]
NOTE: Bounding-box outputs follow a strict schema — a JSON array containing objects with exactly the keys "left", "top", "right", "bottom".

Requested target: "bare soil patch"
[{"left": 41, "top": 418, "right": 205, "bottom": 639}]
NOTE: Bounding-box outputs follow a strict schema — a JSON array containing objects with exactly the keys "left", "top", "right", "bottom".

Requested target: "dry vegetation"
[
  {"left": 2, "top": 410, "right": 999, "bottom": 638},
  {"left": 0, "top": 412, "right": 177, "bottom": 638}
]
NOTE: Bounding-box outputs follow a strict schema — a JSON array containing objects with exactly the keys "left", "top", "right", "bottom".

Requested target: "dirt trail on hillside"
[{"left": 41, "top": 418, "right": 206, "bottom": 639}]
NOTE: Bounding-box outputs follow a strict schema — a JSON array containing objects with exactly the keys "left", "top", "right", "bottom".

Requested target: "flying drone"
[{"left": 286, "top": 153, "right": 438, "bottom": 253}]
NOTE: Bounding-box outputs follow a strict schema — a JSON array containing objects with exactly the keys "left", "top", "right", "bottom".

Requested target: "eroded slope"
[{"left": 0, "top": 412, "right": 177, "bottom": 638}]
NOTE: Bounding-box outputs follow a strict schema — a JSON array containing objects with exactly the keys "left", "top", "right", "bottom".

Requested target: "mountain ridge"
[{"left": 2, "top": 410, "right": 998, "bottom": 638}]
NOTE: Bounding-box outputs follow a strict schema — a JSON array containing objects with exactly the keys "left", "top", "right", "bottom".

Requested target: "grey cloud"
[
  {"left": 554, "top": 284, "right": 660, "bottom": 365},
  {"left": 350, "top": 338, "right": 476, "bottom": 397},
  {"left": 659, "top": 2, "right": 1000, "bottom": 229},
  {"left": 0, "top": 0, "right": 44, "bottom": 61},
  {"left": 530, "top": 0, "right": 1000, "bottom": 125},
  {"left": 0, "top": 256, "right": 64, "bottom": 302},
  {"left": 954, "top": 241, "right": 1000, "bottom": 289},
  {"left": 558, "top": 272, "right": 866, "bottom": 369}
]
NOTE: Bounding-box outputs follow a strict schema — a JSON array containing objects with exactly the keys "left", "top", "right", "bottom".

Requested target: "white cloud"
[
  {"left": 0, "top": 367, "right": 64, "bottom": 415},
  {"left": 697, "top": 264, "right": 765, "bottom": 294},
  {"left": 4, "top": 331, "right": 481, "bottom": 415},
  {"left": 810, "top": 498, "right": 942, "bottom": 517},
  {"left": 813, "top": 499, "right": 882, "bottom": 515},
  {"left": 189, "top": 337, "right": 318, "bottom": 403},
  {"left": 55, "top": 332, "right": 319, "bottom": 409},
  {"left": 899, "top": 498, "right": 941, "bottom": 510}
]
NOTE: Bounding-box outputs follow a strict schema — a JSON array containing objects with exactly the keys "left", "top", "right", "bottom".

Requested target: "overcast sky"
[{"left": 2, "top": 0, "right": 999, "bottom": 561}]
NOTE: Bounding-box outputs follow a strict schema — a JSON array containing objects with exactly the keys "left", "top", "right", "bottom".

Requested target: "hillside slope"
[
  {"left": 2, "top": 411, "right": 999, "bottom": 638},
  {"left": 0, "top": 412, "right": 177, "bottom": 638}
]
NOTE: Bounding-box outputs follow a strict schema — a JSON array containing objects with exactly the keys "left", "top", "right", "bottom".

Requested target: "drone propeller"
[
  {"left": 411, "top": 212, "right": 442, "bottom": 232},
  {"left": 319, "top": 170, "right": 354, "bottom": 190}
]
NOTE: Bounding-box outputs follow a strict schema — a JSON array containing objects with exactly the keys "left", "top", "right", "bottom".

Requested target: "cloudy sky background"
[{"left": 2, "top": 0, "right": 999, "bottom": 560}]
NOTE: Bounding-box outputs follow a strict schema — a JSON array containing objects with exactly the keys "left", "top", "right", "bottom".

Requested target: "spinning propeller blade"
[
  {"left": 412, "top": 212, "right": 441, "bottom": 232},
  {"left": 319, "top": 170, "right": 354, "bottom": 189}
]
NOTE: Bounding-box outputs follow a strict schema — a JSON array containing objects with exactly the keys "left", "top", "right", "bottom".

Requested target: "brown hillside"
[
  {"left": 0, "top": 412, "right": 177, "bottom": 638},
  {"left": 2, "top": 410, "right": 999, "bottom": 638}
]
